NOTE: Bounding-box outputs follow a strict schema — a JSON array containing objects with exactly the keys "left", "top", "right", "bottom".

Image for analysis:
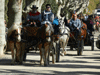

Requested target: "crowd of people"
[
  {"left": 23, "top": 4, "right": 100, "bottom": 36},
  {"left": 5, "top": 4, "right": 100, "bottom": 41}
]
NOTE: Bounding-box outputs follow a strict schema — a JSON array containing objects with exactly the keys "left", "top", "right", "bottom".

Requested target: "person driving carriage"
[
  {"left": 69, "top": 12, "right": 81, "bottom": 39},
  {"left": 41, "top": 4, "right": 54, "bottom": 25},
  {"left": 86, "top": 16, "right": 94, "bottom": 36},
  {"left": 26, "top": 5, "right": 41, "bottom": 27}
]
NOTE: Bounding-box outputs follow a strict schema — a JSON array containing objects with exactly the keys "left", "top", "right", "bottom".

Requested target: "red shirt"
[{"left": 29, "top": 11, "right": 40, "bottom": 16}]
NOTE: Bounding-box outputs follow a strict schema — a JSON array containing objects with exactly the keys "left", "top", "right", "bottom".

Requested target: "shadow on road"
[
  {"left": 75, "top": 56, "right": 100, "bottom": 60},
  {"left": 0, "top": 69, "right": 100, "bottom": 75}
]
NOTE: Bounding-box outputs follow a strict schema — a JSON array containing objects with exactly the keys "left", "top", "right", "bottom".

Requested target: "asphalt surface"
[{"left": 0, "top": 31, "right": 100, "bottom": 75}]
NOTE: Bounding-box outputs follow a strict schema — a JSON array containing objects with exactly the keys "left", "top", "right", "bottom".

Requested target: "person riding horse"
[
  {"left": 26, "top": 5, "right": 41, "bottom": 27},
  {"left": 41, "top": 4, "right": 54, "bottom": 25},
  {"left": 69, "top": 13, "right": 81, "bottom": 39}
]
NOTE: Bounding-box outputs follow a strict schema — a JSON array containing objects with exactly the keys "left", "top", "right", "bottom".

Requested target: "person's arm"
[
  {"left": 26, "top": 13, "right": 30, "bottom": 21},
  {"left": 41, "top": 12, "right": 44, "bottom": 22},
  {"left": 77, "top": 19, "right": 81, "bottom": 29},
  {"left": 50, "top": 13, "right": 54, "bottom": 22},
  {"left": 69, "top": 19, "right": 72, "bottom": 27},
  {"left": 38, "top": 14, "right": 41, "bottom": 22}
]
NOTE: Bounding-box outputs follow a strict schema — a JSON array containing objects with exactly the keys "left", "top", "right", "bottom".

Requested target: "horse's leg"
[
  {"left": 52, "top": 42, "right": 56, "bottom": 64},
  {"left": 47, "top": 45, "right": 50, "bottom": 65},
  {"left": 20, "top": 42, "right": 26, "bottom": 63},
  {"left": 16, "top": 42, "right": 22, "bottom": 64},
  {"left": 47, "top": 42, "right": 52, "bottom": 65},
  {"left": 23, "top": 42, "right": 28, "bottom": 61},
  {"left": 64, "top": 37, "right": 69, "bottom": 55},
  {"left": 39, "top": 44, "right": 44, "bottom": 66},
  {"left": 62, "top": 42, "right": 65, "bottom": 56},
  {"left": 44, "top": 45, "right": 49, "bottom": 66},
  {"left": 41, "top": 48, "right": 45, "bottom": 66},
  {"left": 9, "top": 41, "right": 15, "bottom": 64},
  {"left": 60, "top": 41, "right": 64, "bottom": 56}
]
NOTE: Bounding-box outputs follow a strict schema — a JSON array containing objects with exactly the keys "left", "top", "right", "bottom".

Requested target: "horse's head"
[
  {"left": 58, "top": 17, "right": 65, "bottom": 27},
  {"left": 41, "top": 23, "right": 54, "bottom": 42},
  {"left": 58, "top": 17, "right": 65, "bottom": 33},
  {"left": 8, "top": 24, "right": 22, "bottom": 42}
]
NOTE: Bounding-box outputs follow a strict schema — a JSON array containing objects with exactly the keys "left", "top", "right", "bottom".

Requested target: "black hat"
[
  {"left": 46, "top": 4, "right": 51, "bottom": 8},
  {"left": 31, "top": 5, "right": 38, "bottom": 9}
]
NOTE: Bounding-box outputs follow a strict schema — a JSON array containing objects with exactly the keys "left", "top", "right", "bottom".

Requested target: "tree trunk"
[
  {"left": 8, "top": 0, "right": 22, "bottom": 28},
  {"left": 0, "top": 0, "right": 5, "bottom": 55}
]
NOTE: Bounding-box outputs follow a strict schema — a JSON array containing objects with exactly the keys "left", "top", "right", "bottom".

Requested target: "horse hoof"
[
  {"left": 40, "top": 63, "right": 44, "bottom": 66},
  {"left": 48, "top": 62, "right": 49, "bottom": 65},
  {"left": 64, "top": 51, "right": 67, "bottom": 55},
  {"left": 52, "top": 61, "right": 55, "bottom": 64},
  {"left": 61, "top": 53, "right": 64, "bottom": 56},
  {"left": 44, "top": 64, "right": 48, "bottom": 66},
  {"left": 17, "top": 62, "right": 23, "bottom": 65},
  {"left": 23, "top": 59, "right": 26, "bottom": 61},
  {"left": 11, "top": 62, "right": 15, "bottom": 65}
]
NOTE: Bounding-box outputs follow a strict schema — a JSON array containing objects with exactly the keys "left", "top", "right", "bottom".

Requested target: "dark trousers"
[
  {"left": 74, "top": 29, "right": 81, "bottom": 39},
  {"left": 54, "top": 25, "right": 59, "bottom": 34}
]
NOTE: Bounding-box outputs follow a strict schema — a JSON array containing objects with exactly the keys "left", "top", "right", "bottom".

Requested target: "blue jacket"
[
  {"left": 53, "top": 18, "right": 59, "bottom": 25},
  {"left": 69, "top": 19, "right": 81, "bottom": 29}
]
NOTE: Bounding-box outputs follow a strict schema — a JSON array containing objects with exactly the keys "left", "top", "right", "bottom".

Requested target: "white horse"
[{"left": 58, "top": 17, "right": 70, "bottom": 56}]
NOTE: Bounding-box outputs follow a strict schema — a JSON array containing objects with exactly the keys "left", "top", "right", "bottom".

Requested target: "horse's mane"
[{"left": 8, "top": 24, "right": 21, "bottom": 37}]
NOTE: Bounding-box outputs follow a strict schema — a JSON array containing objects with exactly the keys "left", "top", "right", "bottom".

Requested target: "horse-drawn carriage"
[
  {"left": 7, "top": 14, "right": 95, "bottom": 66},
  {"left": 7, "top": 21, "right": 55, "bottom": 66},
  {"left": 68, "top": 21, "right": 94, "bottom": 55}
]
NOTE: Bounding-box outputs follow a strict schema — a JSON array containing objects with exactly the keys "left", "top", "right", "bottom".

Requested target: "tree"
[
  {"left": 0, "top": 0, "right": 5, "bottom": 55},
  {"left": 8, "top": 0, "right": 23, "bottom": 28}
]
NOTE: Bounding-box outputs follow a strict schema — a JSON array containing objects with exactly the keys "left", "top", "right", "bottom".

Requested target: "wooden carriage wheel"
[
  {"left": 77, "top": 39, "right": 84, "bottom": 55},
  {"left": 91, "top": 37, "right": 94, "bottom": 51},
  {"left": 56, "top": 42, "right": 60, "bottom": 62}
]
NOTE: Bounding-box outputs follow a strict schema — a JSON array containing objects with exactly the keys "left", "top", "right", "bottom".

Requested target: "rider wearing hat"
[
  {"left": 26, "top": 5, "right": 41, "bottom": 27},
  {"left": 41, "top": 4, "right": 54, "bottom": 25},
  {"left": 69, "top": 12, "right": 81, "bottom": 39}
]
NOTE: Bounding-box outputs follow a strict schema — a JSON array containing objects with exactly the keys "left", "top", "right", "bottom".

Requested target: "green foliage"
[
  {"left": 86, "top": 0, "right": 100, "bottom": 14},
  {"left": 5, "top": 0, "right": 9, "bottom": 23},
  {"left": 22, "top": 0, "right": 26, "bottom": 10},
  {"left": 41, "top": 0, "right": 58, "bottom": 15},
  {"left": 83, "top": 9, "right": 86, "bottom": 14}
]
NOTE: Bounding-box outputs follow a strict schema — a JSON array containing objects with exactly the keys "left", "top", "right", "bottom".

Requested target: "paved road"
[{"left": 0, "top": 32, "right": 100, "bottom": 75}]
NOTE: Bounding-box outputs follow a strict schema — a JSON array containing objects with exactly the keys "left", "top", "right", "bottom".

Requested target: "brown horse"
[
  {"left": 7, "top": 24, "right": 25, "bottom": 64},
  {"left": 77, "top": 15, "right": 87, "bottom": 40},
  {"left": 23, "top": 23, "right": 54, "bottom": 66},
  {"left": 69, "top": 16, "right": 87, "bottom": 55}
]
